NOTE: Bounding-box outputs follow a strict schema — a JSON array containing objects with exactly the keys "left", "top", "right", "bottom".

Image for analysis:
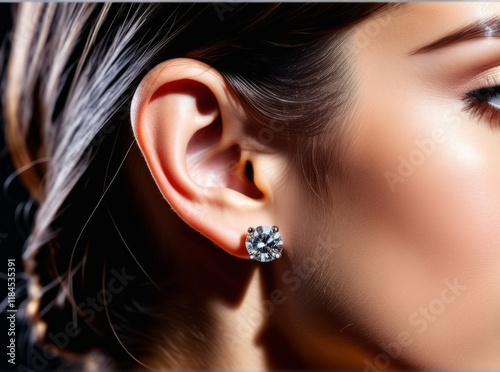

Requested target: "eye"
[
  {"left": 463, "top": 84, "right": 500, "bottom": 128},
  {"left": 465, "top": 85, "right": 500, "bottom": 107}
]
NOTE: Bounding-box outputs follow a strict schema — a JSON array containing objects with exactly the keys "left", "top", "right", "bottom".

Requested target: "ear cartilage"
[{"left": 246, "top": 225, "right": 283, "bottom": 262}]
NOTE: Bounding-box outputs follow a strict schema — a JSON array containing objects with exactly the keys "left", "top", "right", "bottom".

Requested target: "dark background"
[{"left": 0, "top": 4, "right": 53, "bottom": 372}]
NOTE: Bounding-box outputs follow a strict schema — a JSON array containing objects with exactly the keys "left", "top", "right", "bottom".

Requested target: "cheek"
[
  {"left": 337, "top": 94, "right": 500, "bottom": 366},
  {"left": 353, "top": 102, "right": 500, "bottom": 270}
]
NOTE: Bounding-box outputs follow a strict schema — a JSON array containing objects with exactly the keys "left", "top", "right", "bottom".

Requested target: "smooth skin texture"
[{"left": 129, "top": 3, "right": 500, "bottom": 369}]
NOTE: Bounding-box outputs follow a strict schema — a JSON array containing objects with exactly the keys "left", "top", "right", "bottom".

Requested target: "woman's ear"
[{"left": 131, "top": 58, "right": 286, "bottom": 259}]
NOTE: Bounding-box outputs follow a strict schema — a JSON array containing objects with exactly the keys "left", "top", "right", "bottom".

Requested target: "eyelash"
[{"left": 463, "top": 79, "right": 500, "bottom": 129}]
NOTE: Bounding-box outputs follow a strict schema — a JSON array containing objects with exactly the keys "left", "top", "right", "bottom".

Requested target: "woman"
[{"left": 4, "top": 2, "right": 500, "bottom": 370}]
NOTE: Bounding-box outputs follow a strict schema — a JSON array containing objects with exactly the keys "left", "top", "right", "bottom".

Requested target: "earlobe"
[{"left": 130, "top": 58, "right": 279, "bottom": 259}]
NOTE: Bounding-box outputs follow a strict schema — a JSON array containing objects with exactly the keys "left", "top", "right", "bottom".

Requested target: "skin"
[
  {"left": 128, "top": 3, "right": 500, "bottom": 370},
  {"left": 336, "top": 2, "right": 500, "bottom": 368}
]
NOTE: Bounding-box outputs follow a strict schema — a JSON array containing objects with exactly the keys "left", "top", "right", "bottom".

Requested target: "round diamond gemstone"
[{"left": 246, "top": 226, "right": 283, "bottom": 262}]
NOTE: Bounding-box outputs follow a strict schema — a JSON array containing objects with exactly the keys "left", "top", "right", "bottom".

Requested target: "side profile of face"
[
  {"left": 15, "top": 2, "right": 500, "bottom": 370},
  {"left": 128, "top": 2, "right": 500, "bottom": 369},
  {"left": 283, "top": 2, "right": 500, "bottom": 368}
]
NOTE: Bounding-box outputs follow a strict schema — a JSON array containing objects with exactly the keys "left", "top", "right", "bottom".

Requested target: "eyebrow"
[{"left": 410, "top": 16, "right": 500, "bottom": 55}]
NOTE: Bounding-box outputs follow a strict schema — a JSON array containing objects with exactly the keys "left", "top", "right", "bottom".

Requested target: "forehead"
[
  {"left": 355, "top": 3, "right": 500, "bottom": 56},
  {"left": 349, "top": 3, "right": 500, "bottom": 98}
]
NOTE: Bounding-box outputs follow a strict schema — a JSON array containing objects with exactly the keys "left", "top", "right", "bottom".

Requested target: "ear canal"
[
  {"left": 244, "top": 160, "right": 254, "bottom": 182},
  {"left": 240, "top": 160, "right": 263, "bottom": 199}
]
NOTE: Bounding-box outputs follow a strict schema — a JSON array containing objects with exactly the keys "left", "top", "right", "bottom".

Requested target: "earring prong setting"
[{"left": 245, "top": 225, "right": 283, "bottom": 262}]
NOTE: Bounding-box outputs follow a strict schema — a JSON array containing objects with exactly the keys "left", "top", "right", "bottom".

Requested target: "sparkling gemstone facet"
[{"left": 246, "top": 226, "right": 283, "bottom": 262}]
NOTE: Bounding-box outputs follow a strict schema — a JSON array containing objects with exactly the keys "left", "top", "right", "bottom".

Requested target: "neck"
[
  {"left": 145, "top": 266, "right": 309, "bottom": 370},
  {"left": 124, "top": 144, "right": 289, "bottom": 369}
]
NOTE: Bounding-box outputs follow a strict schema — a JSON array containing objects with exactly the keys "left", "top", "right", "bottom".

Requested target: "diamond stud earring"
[{"left": 246, "top": 225, "right": 283, "bottom": 262}]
